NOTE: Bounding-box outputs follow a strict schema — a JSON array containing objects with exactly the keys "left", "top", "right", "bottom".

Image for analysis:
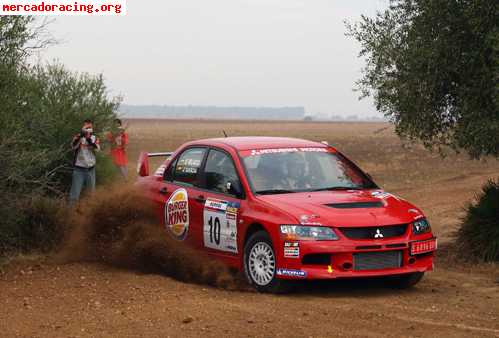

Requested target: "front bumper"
[{"left": 276, "top": 235, "right": 436, "bottom": 280}]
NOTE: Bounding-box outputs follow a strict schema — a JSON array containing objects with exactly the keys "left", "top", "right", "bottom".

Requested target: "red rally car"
[{"left": 136, "top": 137, "right": 437, "bottom": 292}]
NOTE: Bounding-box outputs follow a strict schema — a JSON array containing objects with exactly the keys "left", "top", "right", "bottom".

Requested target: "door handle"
[
  {"left": 195, "top": 195, "right": 206, "bottom": 203},
  {"left": 159, "top": 187, "right": 168, "bottom": 195}
]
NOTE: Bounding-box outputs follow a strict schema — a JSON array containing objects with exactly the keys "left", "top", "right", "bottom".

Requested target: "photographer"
[{"left": 69, "top": 119, "right": 101, "bottom": 203}]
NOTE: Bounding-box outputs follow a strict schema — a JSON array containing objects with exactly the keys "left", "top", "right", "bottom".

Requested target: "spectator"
[
  {"left": 69, "top": 119, "right": 100, "bottom": 203},
  {"left": 107, "top": 118, "right": 129, "bottom": 180}
]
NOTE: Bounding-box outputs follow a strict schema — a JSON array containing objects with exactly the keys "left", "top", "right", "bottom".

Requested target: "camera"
[{"left": 80, "top": 128, "right": 93, "bottom": 137}]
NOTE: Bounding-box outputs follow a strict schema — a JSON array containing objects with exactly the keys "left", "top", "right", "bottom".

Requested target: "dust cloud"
[{"left": 58, "top": 185, "right": 245, "bottom": 290}]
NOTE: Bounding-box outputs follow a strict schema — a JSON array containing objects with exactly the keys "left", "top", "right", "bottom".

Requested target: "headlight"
[
  {"left": 412, "top": 218, "right": 431, "bottom": 235},
  {"left": 280, "top": 225, "right": 339, "bottom": 241}
]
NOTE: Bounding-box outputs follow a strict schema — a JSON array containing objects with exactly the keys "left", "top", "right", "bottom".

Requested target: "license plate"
[{"left": 410, "top": 238, "right": 437, "bottom": 255}]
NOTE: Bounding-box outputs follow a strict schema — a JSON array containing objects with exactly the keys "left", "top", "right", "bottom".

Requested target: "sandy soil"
[
  {"left": 1, "top": 257, "right": 498, "bottom": 338},
  {"left": 1, "top": 120, "right": 498, "bottom": 337}
]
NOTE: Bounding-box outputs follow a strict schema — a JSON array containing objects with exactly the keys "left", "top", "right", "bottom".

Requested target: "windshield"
[{"left": 240, "top": 148, "right": 377, "bottom": 194}]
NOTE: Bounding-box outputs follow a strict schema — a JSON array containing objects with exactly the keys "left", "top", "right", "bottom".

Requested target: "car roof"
[{"left": 189, "top": 136, "right": 328, "bottom": 151}]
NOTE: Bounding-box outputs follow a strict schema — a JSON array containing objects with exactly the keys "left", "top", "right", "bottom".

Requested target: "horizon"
[
  {"left": 41, "top": 0, "right": 390, "bottom": 118},
  {"left": 118, "top": 103, "right": 387, "bottom": 120}
]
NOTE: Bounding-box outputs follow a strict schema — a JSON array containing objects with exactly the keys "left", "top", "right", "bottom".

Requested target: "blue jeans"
[{"left": 69, "top": 166, "right": 96, "bottom": 203}]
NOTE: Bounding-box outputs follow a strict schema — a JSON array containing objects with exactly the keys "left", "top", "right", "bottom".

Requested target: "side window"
[
  {"left": 172, "top": 148, "right": 206, "bottom": 186},
  {"left": 204, "top": 149, "right": 241, "bottom": 196},
  {"left": 164, "top": 157, "right": 177, "bottom": 181}
]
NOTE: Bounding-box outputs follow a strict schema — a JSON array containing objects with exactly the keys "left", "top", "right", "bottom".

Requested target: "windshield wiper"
[
  {"left": 310, "top": 186, "right": 362, "bottom": 192},
  {"left": 256, "top": 189, "right": 295, "bottom": 195}
]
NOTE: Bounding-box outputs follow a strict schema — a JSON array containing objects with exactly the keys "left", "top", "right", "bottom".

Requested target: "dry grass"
[{"left": 121, "top": 119, "right": 499, "bottom": 243}]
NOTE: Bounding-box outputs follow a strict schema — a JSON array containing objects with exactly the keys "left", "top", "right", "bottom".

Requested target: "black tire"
[
  {"left": 390, "top": 272, "right": 425, "bottom": 289},
  {"left": 243, "top": 230, "right": 290, "bottom": 293}
]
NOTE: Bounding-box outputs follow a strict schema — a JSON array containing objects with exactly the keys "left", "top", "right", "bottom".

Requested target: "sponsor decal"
[
  {"left": 284, "top": 242, "right": 300, "bottom": 258},
  {"left": 276, "top": 268, "right": 307, "bottom": 278},
  {"left": 178, "top": 158, "right": 201, "bottom": 167},
  {"left": 164, "top": 188, "right": 189, "bottom": 240},
  {"left": 410, "top": 238, "right": 437, "bottom": 255},
  {"left": 205, "top": 198, "right": 226, "bottom": 211},
  {"left": 301, "top": 222, "right": 323, "bottom": 226},
  {"left": 203, "top": 198, "right": 238, "bottom": 253},
  {"left": 241, "top": 147, "right": 330, "bottom": 157},
  {"left": 176, "top": 157, "right": 202, "bottom": 174},
  {"left": 180, "top": 167, "right": 197, "bottom": 174},
  {"left": 371, "top": 190, "right": 391, "bottom": 199},
  {"left": 154, "top": 164, "right": 166, "bottom": 177},
  {"left": 299, "top": 214, "right": 322, "bottom": 225},
  {"left": 226, "top": 206, "right": 238, "bottom": 214}
]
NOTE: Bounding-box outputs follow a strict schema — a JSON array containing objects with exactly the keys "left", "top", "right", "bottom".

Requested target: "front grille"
[
  {"left": 302, "top": 253, "right": 331, "bottom": 265},
  {"left": 353, "top": 251, "right": 402, "bottom": 271},
  {"left": 356, "top": 245, "right": 382, "bottom": 250},
  {"left": 339, "top": 224, "right": 408, "bottom": 240},
  {"left": 325, "top": 201, "right": 383, "bottom": 209}
]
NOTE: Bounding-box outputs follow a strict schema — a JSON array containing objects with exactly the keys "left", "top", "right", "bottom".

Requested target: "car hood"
[{"left": 256, "top": 190, "right": 423, "bottom": 228}]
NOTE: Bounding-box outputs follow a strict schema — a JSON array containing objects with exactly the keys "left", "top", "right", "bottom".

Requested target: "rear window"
[{"left": 172, "top": 148, "right": 206, "bottom": 186}]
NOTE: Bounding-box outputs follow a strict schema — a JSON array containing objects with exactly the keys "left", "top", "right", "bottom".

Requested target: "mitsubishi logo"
[{"left": 374, "top": 229, "right": 384, "bottom": 238}]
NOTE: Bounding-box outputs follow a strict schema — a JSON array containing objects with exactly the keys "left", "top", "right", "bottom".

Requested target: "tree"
[{"left": 346, "top": 0, "right": 498, "bottom": 158}]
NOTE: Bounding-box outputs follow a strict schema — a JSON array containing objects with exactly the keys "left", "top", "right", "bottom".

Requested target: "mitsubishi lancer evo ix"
[{"left": 136, "top": 137, "right": 437, "bottom": 293}]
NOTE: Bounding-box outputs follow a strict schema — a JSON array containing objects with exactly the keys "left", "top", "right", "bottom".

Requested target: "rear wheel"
[
  {"left": 244, "top": 231, "right": 290, "bottom": 293},
  {"left": 390, "top": 272, "right": 425, "bottom": 289}
]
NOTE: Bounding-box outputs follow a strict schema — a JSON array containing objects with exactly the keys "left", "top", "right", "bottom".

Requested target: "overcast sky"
[{"left": 41, "top": 0, "right": 388, "bottom": 117}]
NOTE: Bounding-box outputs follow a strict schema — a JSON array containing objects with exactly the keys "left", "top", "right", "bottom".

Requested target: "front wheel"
[{"left": 243, "top": 231, "right": 290, "bottom": 293}]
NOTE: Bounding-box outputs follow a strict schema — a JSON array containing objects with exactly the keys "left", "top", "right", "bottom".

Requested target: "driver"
[{"left": 283, "top": 153, "right": 310, "bottom": 190}]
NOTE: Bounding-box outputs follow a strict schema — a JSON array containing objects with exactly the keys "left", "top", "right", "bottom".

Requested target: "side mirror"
[{"left": 226, "top": 180, "right": 243, "bottom": 198}]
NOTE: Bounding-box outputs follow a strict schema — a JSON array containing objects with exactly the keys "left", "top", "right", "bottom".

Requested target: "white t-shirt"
[{"left": 74, "top": 135, "right": 100, "bottom": 168}]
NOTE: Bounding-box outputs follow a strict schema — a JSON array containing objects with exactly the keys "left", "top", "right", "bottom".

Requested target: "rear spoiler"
[
  {"left": 147, "top": 152, "right": 174, "bottom": 158},
  {"left": 137, "top": 151, "right": 173, "bottom": 177}
]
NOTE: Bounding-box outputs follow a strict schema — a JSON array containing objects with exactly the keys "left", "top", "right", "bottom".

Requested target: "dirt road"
[
  {"left": 1, "top": 258, "right": 498, "bottom": 337},
  {"left": 1, "top": 121, "right": 498, "bottom": 337}
]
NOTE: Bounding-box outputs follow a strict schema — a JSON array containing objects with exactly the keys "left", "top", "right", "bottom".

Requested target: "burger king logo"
[{"left": 164, "top": 188, "right": 189, "bottom": 240}]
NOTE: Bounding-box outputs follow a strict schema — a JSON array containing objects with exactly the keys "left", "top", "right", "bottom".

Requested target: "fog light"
[{"left": 342, "top": 262, "right": 352, "bottom": 270}]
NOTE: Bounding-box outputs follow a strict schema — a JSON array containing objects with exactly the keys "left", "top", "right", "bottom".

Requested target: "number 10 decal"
[
  {"left": 203, "top": 198, "right": 239, "bottom": 253},
  {"left": 208, "top": 216, "right": 221, "bottom": 245}
]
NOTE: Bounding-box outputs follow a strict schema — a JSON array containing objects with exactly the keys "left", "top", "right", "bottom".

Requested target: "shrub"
[
  {"left": 95, "top": 152, "right": 120, "bottom": 186},
  {"left": 457, "top": 179, "right": 499, "bottom": 262},
  {"left": 1, "top": 64, "right": 121, "bottom": 196},
  {"left": 0, "top": 17, "right": 121, "bottom": 257},
  {"left": 0, "top": 196, "right": 68, "bottom": 256}
]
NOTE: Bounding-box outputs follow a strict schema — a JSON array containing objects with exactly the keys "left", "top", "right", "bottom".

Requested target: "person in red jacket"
[{"left": 107, "top": 119, "right": 129, "bottom": 180}]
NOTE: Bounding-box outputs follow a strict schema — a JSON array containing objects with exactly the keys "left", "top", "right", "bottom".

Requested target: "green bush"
[
  {"left": 0, "top": 196, "right": 68, "bottom": 255},
  {"left": 96, "top": 152, "right": 120, "bottom": 186},
  {"left": 1, "top": 64, "right": 121, "bottom": 196},
  {"left": 457, "top": 179, "right": 499, "bottom": 262},
  {"left": 0, "top": 17, "right": 121, "bottom": 256}
]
